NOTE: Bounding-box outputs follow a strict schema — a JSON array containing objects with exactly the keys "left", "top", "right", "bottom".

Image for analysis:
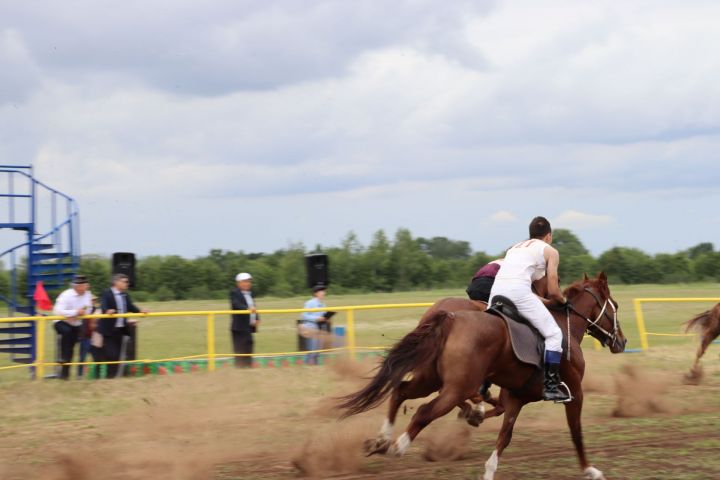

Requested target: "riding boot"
[
  {"left": 478, "top": 380, "right": 492, "bottom": 401},
  {"left": 543, "top": 362, "right": 572, "bottom": 402}
]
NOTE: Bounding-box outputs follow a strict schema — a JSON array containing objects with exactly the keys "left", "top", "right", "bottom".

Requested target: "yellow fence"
[
  {"left": 634, "top": 297, "right": 720, "bottom": 351},
  {"left": 0, "top": 303, "right": 434, "bottom": 377}
]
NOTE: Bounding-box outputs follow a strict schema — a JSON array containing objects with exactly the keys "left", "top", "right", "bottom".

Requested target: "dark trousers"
[
  {"left": 102, "top": 329, "right": 127, "bottom": 378},
  {"left": 466, "top": 276, "right": 495, "bottom": 302},
  {"left": 78, "top": 337, "right": 91, "bottom": 377},
  {"left": 54, "top": 322, "right": 80, "bottom": 380},
  {"left": 88, "top": 345, "right": 104, "bottom": 379},
  {"left": 231, "top": 330, "right": 253, "bottom": 368}
]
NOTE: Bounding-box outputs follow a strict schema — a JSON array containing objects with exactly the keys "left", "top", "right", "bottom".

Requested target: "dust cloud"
[
  {"left": 422, "top": 420, "right": 472, "bottom": 462},
  {"left": 611, "top": 364, "right": 670, "bottom": 418}
]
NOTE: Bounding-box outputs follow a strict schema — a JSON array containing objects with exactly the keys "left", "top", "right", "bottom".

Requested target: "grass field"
[{"left": 1, "top": 284, "right": 720, "bottom": 479}]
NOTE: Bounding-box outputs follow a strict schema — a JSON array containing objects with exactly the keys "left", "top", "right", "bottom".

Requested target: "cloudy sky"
[{"left": 1, "top": 0, "right": 719, "bottom": 258}]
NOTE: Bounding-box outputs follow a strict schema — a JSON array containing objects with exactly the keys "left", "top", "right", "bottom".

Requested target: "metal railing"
[
  {"left": 0, "top": 303, "right": 435, "bottom": 377},
  {"left": 633, "top": 297, "right": 720, "bottom": 350}
]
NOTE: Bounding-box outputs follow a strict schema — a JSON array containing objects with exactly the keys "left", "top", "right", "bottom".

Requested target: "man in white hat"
[{"left": 229, "top": 272, "right": 259, "bottom": 368}]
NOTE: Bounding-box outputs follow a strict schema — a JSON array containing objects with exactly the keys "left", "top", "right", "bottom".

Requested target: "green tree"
[
  {"left": 417, "top": 237, "right": 471, "bottom": 260},
  {"left": 389, "top": 229, "right": 432, "bottom": 290},
  {"left": 553, "top": 229, "right": 590, "bottom": 257},
  {"left": 363, "top": 230, "right": 393, "bottom": 291},
  {"left": 654, "top": 253, "right": 691, "bottom": 283},
  {"left": 597, "top": 247, "right": 660, "bottom": 284},
  {"left": 79, "top": 255, "right": 111, "bottom": 293},
  {"left": 686, "top": 242, "right": 714, "bottom": 260}
]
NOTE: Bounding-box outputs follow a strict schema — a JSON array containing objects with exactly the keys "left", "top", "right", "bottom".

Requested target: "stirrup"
[{"left": 554, "top": 382, "right": 573, "bottom": 403}]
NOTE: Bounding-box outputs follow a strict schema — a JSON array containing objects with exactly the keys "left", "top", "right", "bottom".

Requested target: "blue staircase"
[{"left": 0, "top": 165, "right": 80, "bottom": 369}]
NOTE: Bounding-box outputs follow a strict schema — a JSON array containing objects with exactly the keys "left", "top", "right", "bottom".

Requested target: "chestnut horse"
[
  {"left": 339, "top": 272, "right": 626, "bottom": 480},
  {"left": 418, "top": 277, "right": 552, "bottom": 425},
  {"left": 683, "top": 303, "right": 720, "bottom": 383}
]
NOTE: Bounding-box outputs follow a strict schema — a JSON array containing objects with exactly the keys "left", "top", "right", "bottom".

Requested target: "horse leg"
[
  {"left": 365, "top": 379, "right": 435, "bottom": 456},
  {"left": 388, "top": 387, "right": 467, "bottom": 457},
  {"left": 457, "top": 399, "right": 485, "bottom": 427},
  {"left": 685, "top": 333, "right": 713, "bottom": 384},
  {"left": 482, "top": 394, "right": 523, "bottom": 480},
  {"left": 564, "top": 391, "right": 605, "bottom": 480}
]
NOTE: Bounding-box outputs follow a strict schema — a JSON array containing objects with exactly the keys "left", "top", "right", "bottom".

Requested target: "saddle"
[{"left": 486, "top": 295, "right": 545, "bottom": 368}]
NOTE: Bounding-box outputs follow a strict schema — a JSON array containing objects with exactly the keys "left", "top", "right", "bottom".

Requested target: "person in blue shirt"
[{"left": 301, "top": 285, "right": 328, "bottom": 365}]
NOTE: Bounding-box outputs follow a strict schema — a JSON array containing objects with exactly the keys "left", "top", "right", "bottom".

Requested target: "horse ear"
[
  {"left": 583, "top": 272, "right": 589, "bottom": 282},
  {"left": 597, "top": 271, "right": 608, "bottom": 283}
]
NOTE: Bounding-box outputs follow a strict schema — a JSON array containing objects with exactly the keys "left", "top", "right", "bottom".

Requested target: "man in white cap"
[{"left": 229, "top": 272, "right": 259, "bottom": 368}]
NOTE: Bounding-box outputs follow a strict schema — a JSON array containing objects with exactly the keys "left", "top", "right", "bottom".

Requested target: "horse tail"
[
  {"left": 337, "top": 310, "right": 455, "bottom": 418},
  {"left": 685, "top": 310, "right": 712, "bottom": 333}
]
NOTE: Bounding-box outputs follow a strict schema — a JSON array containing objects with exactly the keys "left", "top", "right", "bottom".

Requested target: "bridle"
[{"left": 567, "top": 287, "right": 620, "bottom": 350}]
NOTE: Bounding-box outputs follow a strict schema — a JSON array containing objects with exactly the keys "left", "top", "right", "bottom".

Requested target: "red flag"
[{"left": 34, "top": 281, "right": 53, "bottom": 311}]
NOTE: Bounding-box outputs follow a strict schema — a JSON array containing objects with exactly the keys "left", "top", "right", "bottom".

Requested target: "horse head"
[{"left": 565, "top": 271, "right": 627, "bottom": 353}]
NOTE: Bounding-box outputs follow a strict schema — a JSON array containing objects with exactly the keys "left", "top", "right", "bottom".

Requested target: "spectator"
[
  {"left": 99, "top": 274, "right": 148, "bottom": 378},
  {"left": 300, "top": 285, "right": 328, "bottom": 365},
  {"left": 466, "top": 259, "right": 504, "bottom": 303},
  {"left": 230, "top": 272, "right": 259, "bottom": 368},
  {"left": 77, "top": 295, "right": 100, "bottom": 377},
  {"left": 53, "top": 274, "right": 93, "bottom": 380}
]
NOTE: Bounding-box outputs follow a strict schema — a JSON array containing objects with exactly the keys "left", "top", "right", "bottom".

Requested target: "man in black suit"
[
  {"left": 230, "top": 272, "right": 260, "bottom": 368},
  {"left": 99, "top": 273, "right": 147, "bottom": 378}
]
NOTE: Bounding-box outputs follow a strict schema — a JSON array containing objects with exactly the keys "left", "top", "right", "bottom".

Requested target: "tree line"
[{"left": 0, "top": 229, "right": 718, "bottom": 302}]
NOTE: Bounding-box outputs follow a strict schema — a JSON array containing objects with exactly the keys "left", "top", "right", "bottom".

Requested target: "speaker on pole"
[
  {"left": 305, "top": 253, "right": 329, "bottom": 288},
  {"left": 112, "top": 252, "right": 136, "bottom": 288}
]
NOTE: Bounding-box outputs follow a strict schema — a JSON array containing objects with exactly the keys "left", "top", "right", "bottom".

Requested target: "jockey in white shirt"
[{"left": 489, "top": 216, "right": 571, "bottom": 402}]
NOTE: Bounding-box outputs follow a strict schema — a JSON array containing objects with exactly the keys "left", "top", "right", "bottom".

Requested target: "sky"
[{"left": 1, "top": 0, "right": 719, "bottom": 258}]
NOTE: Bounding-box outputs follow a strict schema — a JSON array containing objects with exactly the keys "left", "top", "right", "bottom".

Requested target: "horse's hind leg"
[
  {"left": 685, "top": 333, "right": 714, "bottom": 384},
  {"left": 365, "top": 378, "right": 436, "bottom": 456},
  {"left": 388, "top": 387, "right": 467, "bottom": 457}
]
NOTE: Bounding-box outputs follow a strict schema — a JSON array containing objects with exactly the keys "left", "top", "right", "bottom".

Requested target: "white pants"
[{"left": 489, "top": 281, "right": 563, "bottom": 352}]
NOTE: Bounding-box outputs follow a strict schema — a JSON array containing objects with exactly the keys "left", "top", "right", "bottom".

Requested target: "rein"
[{"left": 565, "top": 287, "right": 619, "bottom": 351}]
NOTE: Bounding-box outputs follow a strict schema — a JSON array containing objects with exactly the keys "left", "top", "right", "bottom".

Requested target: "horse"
[
  {"left": 421, "top": 277, "right": 553, "bottom": 426},
  {"left": 338, "top": 272, "right": 626, "bottom": 480},
  {"left": 683, "top": 303, "right": 720, "bottom": 383}
]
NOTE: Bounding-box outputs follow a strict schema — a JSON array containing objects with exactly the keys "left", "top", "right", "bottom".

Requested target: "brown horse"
[
  {"left": 684, "top": 303, "right": 720, "bottom": 383},
  {"left": 421, "top": 277, "right": 552, "bottom": 426},
  {"left": 339, "top": 272, "right": 626, "bottom": 480}
]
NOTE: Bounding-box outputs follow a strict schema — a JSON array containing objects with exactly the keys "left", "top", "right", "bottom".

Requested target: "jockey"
[
  {"left": 489, "top": 216, "right": 571, "bottom": 402},
  {"left": 466, "top": 259, "right": 503, "bottom": 303}
]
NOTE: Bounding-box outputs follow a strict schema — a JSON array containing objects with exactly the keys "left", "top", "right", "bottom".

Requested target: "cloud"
[
  {"left": 0, "top": 1, "right": 719, "bottom": 257},
  {"left": 490, "top": 211, "right": 517, "bottom": 222},
  {"left": 554, "top": 210, "right": 614, "bottom": 229}
]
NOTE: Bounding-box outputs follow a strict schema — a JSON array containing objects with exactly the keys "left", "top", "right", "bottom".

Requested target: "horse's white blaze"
[
  {"left": 584, "top": 466, "right": 605, "bottom": 480},
  {"left": 380, "top": 418, "right": 393, "bottom": 440},
  {"left": 483, "top": 450, "right": 498, "bottom": 480},
  {"left": 390, "top": 432, "right": 411, "bottom": 456}
]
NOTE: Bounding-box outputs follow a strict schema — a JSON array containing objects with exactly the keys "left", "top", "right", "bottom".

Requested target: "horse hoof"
[
  {"left": 584, "top": 466, "right": 606, "bottom": 480},
  {"left": 467, "top": 410, "right": 483, "bottom": 427},
  {"left": 363, "top": 438, "right": 391, "bottom": 456},
  {"left": 683, "top": 366, "right": 703, "bottom": 385}
]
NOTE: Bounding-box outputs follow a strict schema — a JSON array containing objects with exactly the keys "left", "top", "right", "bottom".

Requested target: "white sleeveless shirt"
[{"left": 495, "top": 239, "right": 548, "bottom": 286}]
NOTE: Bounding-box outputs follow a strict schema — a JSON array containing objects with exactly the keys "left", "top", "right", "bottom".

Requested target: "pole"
[
  {"left": 35, "top": 318, "right": 45, "bottom": 379},
  {"left": 346, "top": 309, "right": 356, "bottom": 361},
  {"left": 634, "top": 298, "right": 649, "bottom": 351},
  {"left": 207, "top": 313, "right": 216, "bottom": 371}
]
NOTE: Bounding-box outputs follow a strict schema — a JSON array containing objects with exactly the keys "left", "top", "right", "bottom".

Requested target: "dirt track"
[{"left": 3, "top": 352, "right": 720, "bottom": 480}]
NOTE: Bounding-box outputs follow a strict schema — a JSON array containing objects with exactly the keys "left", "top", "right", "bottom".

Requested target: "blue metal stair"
[{"left": 0, "top": 165, "right": 80, "bottom": 372}]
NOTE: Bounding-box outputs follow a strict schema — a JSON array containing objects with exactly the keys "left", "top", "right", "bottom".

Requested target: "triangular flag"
[{"left": 34, "top": 281, "right": 53, "bottom": 311}]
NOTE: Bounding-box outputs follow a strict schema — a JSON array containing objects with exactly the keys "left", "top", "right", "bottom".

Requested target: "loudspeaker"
[
  {"left": 112, "top": 252, "right": 136, "bottom": 289},
  {"left": 305, "top": 253, "right": 329, "bottom": 288}
]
